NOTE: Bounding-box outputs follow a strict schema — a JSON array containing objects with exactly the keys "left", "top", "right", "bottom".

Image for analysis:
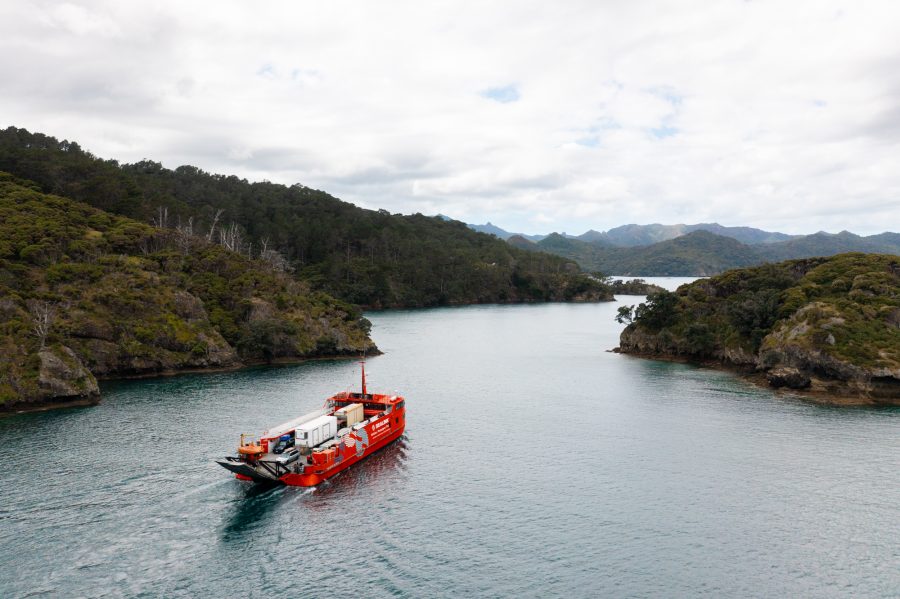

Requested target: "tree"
[
  {"left": 174, "top": 215, "right": 194, "bottom": 255},
  {"left": 633, "top": 290, "right": 679, "bottom": 330},
  {"left": 206, "top": 209, "right": 223, "bottom": 242},
  {"left": 27, "top": 299, "right": 57, "bottom": 349},
  {"left": 615, "top": 305, "right": 634, "bottom": 324}
]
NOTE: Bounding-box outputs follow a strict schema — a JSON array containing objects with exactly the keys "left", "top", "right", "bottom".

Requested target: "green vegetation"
[
  {"left": 0, "top": 126, "right": 616, "bottom": 409},
  {"left": 531, "top": 231, "right": 762, "bottom": 276},
  {"left": 518, "top": 228, "right": 900, "bottom": 277},
  {"left": 755, "top": 231, "right": 900, "bottom": 263},
  {"left": 0, "top": 173, "right": 375, "bottom": 408},
  {"left": 580, "top": 222, "right": 797, "bottom": 247},
  {"left": 618, "top": 254, "right": 900, "bottom": 400},
  {"left": 608, "top": 279, "right": 666, "bottom": 295},
  {"left": 0, "top": 127, "right": 611, "bottom": 308}
]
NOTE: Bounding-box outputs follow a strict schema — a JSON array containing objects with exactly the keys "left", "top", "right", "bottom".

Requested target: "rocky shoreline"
[
  {"left": 0, "top": 349, "right": 382, "bottom": 417},
  {"left": 613, "top": 345, "right": 896, "bottom": 406},
  {"left": 617, "top": 326, "right": 900, "bottom": 406},
  {"left": 2, "top": 293, "right": 615, "bottom": 417}
]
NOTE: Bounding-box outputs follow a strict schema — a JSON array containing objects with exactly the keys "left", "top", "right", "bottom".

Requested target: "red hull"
[
  {"left": 279, "top": 420, "right": 405, "bottom": 486},
  {"left": 224, "top": 388, "right": 406, "bottom": 486}
]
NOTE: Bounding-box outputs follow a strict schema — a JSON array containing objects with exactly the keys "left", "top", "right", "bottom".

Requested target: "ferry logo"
[{"left": 354, "top": 429, "right": 370, "bottom": 457}]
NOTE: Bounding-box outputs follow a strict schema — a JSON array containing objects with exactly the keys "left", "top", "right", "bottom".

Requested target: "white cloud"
[{"left": 1, "top": 0, "right": 899, "bottom": 235}]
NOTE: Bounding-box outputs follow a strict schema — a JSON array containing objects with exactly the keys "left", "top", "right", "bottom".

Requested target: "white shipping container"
[
  {"left": 295, "top": 415, "right": 338, "bottom": 448},
  {"left": 264, "top": 408, "right": 328, "bottom": 439},
  {"left": 335, "top": 403, "right": 364, "bottom": 427}
]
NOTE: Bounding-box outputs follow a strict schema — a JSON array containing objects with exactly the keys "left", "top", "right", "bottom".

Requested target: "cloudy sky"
[{"left": 2, "top": 1, "right": 899, "bottom": 235}]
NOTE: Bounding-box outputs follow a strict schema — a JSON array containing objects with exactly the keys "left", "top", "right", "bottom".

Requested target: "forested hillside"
[
  {"left": 0, "top": 127, "right": 610, "bottom": 307},
  {"left": 756, "top": 231, "right": 900, "bottom": 262},
  {"left": 533, "top": 230, "right": 761, "bottom": 275},
  {"left": 616, "top": 253, "right": 900, "bottom": 403},
  {"left": 522, "top": 228, "right": 900, "bottom": 276},
  {"left": 0, "top": 173, "right": 375, "bottom": 409},
  {"left": 587, "top": 222, "right": 796, "bottom": 246}
]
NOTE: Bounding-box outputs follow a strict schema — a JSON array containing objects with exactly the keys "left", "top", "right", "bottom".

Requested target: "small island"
[
  {"left": 608, "top": 278, "right": 667, "bottom": 295},
  {"left": 615, "top": 253, "right": 900, "bottom": 405}
]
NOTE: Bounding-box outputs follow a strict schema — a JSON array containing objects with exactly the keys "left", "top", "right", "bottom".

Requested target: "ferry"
[{"left": 216, "top": 363, "right": 406, "bottom": 486}]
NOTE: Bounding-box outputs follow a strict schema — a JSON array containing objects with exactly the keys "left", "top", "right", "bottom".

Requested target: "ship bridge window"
[{"left": 395, "top": 400, "right": 405, "bottom": 410}]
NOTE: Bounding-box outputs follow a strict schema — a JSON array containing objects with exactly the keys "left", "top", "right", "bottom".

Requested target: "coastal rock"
[
  {"left": 618, "top": 325, "right": 681, "bottom": 355},
  {"left": 619, "top": 324, "right": 757, "bottom": 367},
  {"left": 758, "top": 344, "right": 866, "bottom": 383},
  {"left": 715, "top": 345, "right": 757, "bottom": 366},
  {"left": 37, "top": 346, "right": 99, "bottom": 399},
  {"left": 195, "top": 332, "right": 239, "bottom": 367},
  {"left": 766, "top": 367, "right": 811, "bottom": 389},
  {"left": 247, "top": 298, "right": 275, "bottom": 322},
  {"left": 172, "top": 290, "right": 208, "bottom": 322}
]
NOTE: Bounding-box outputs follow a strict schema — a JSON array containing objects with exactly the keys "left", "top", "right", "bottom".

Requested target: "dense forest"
[
  {"left": 0, "top": 172, "right": 376, "bottom": 408},
  {"left": 0, "top": 127, "right": 611, "bottom": 307},
  {"left": 616, "top": 253, "right": 900, "bottom": 403}
]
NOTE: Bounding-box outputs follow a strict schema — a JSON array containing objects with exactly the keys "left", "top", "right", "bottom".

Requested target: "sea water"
[{"left": 1, "top": 282, "right": 897, "bottom": 597}]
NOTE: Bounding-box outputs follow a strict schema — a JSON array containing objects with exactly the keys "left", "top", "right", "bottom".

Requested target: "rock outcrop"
[
  {"left": 766, "top": 367, "right": 811, "bottom": 389},
  {"left": 37, "top": 345, "right": 99, "bottom": 399}
]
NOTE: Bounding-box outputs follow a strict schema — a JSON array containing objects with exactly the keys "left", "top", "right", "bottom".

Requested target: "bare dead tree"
[
  {"left": 152, "top": 206, "right": 169, "bottom": 229},
  {"left": 206, "top": 209, "right": 224, "bottom": 242},
  {"left": 176, "top": 215, "right": 194, "bottom": 236},
  {"left": 27, "top": 299, "right": 57, "bottom": 349},
  {"left": 219, "top": 222, "right": 245, "bottom": 253},
  {"left": 219, "top": 222, "right": 233, "bottom": 251},
  {"left": 174, "top": 216, "right": 194, "bottom": 255}
]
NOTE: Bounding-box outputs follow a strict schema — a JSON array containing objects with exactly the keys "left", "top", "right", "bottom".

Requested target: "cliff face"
[
  {"left": 0, "top": 174, "right": 376, "bottom": 412},
  {"left": 617, "top": 254, "right": 900, "bottom": 405}
]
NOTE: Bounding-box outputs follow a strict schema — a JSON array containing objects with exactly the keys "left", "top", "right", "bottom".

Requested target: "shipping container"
[
  {"left": 295, "top": 415, "right": 338, "bottom": 449},
  {"left": 335, "top": 403, "right": 364, "bottom": 427},
  {"left": 263, "top": 408, "right": 329, "bottom": 440}
]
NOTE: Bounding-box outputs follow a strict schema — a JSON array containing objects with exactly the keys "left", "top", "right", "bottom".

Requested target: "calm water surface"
[{"left": 1, "top": 284, "right": 898, "bottom": 597}]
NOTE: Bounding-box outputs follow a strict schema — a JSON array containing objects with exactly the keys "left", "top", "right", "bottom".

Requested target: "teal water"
[{"left": 1, "top": 295, "right": 899, "bottom": 597}]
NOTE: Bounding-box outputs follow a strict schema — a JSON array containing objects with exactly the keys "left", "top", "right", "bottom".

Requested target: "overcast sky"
[{"left": 2, "top": 1, "right": 899, "bottom": 235}]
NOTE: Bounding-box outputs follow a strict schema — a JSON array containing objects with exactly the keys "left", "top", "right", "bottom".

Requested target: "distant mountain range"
[
  {"left": 585, "top": 223, "right": 798, "bottom": 246},
  {"left": 501, "top": 228, "right": 900, "bottom": 276},
  {"left": 466, "top": 220, "right": 801, "bottom": 246},
  {"left": 466, "top": 221, "right": 549, "bottom": 242}
]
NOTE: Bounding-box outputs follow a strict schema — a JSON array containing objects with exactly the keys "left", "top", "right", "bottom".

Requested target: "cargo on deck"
[{"left": 216, "top": 362, "right": 406, "bottom": 487}]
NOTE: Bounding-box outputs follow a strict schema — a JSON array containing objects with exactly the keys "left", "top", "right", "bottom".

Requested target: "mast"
[{"left": 360, "top": 359, "right": 367, "bottom": 397}]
